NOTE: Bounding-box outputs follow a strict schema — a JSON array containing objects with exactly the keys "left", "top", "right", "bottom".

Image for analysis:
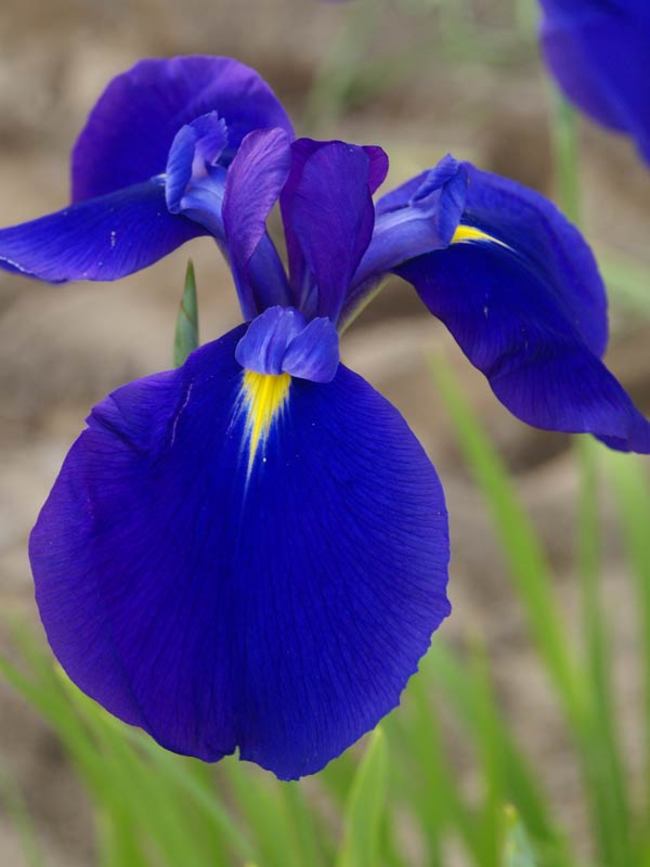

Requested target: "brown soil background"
[{"left": 1, "top": 0, "right": 649, "bottom": 863}]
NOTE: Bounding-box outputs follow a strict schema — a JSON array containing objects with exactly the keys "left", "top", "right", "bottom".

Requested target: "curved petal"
[
  {"left": 30, "top": 325, "right": 450, "bottom": 780},
  {"left": 0, "top": 180, "right": 204, "bottom": 283},
  {"left": 72, "top": 55, "right": 295, "bottom": 201},
  {"left": 398, "top": 240, "right": 650, "bottom": 453},
  {"left": 459, "top": 163, "right": 607, "bottom": 357},
  {"left": 280, "top": 139, "right": 387, "bottom": 320},
  {"left": 165, "top": 113, "right": 228, "bottom": 213},
  {"left": 235, "top": 306, "right": 340, "bottom": 383},
  {"left": 345, "top": 155, "right": 467, "bottom": 322},
  {"left": 540, "top": 1, "right": 650, "bottom": 163},
  {"left": 222, "top": 128, "right": 292, "bottom": 310}
]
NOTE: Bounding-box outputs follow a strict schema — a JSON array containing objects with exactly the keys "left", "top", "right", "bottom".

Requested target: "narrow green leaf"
[
  {"left": 425, "top": 644, "right": 574, "bottom": 867},
  {"left": 503, "top": 805, "right": 538, "bottom": 867},
  {"left": 604, "top": 452, "right": 650, "bottom": 831},
  {"left": 336, "top": 728, "right": 389, "bottom": 867},
  {"left": 174, "top": 259, "right": 199, "bottom": 367},
  {"left": 430, "top": 356, "right": 586, "bottom": 733},
  {"left": 577, "top": 439, "right": 632, "bottom": 866}
]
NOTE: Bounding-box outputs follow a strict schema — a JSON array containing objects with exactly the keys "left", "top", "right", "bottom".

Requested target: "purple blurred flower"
[
  {"left": 540, "top": 0, "right": 650, "bottom": 163},
  {"left": 3, "top": 56, "right": 647, "bottom": 780}
]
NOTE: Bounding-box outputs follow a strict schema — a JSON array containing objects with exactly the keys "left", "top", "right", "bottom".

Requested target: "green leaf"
[
  {"left": 336, "top": 728, "right": 389, "bottom": 867},
  {"left": 430, "top": 356, "right": 586, "bottom": 733},
  {"left": 174, "top": 259, "right": 199, "bottom": 367},
  {"left": 503, "top": 805, "right": 538, "bottom": 867}
]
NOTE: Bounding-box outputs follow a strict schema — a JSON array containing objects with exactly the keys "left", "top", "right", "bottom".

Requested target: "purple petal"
[
  {"left": 0, "top": 180, "right": 204, "bottom": 283},
  {"left": 30, "top": 325, "right": 450, "bottom": 780},
  {"left": 72, "top": 56, "right": 294, "bottom": 201},
  {"left": 222, "top": 128, "right": 292, "bottom": 310},
  {"left": 280, "top": 139, "right": 384, "bottom": 321}
]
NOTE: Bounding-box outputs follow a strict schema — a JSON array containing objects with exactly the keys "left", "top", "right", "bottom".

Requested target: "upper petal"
[
  {"left": 30, "top": 325, "right": 450, "bottom": 780},
  {"left": 540, "top": 1, "right": 650, "bottom": 163},
  {"left": 222, "top": 128, "right": 292, "bottom": 311},
  {"left": 72, "top": 55, "right": 294, "bottom": 201},
  {"left": 0, "top": 180, "right": 204, "bottom": 283},
  {"left": 280, "top": 138, "right": 387, "bottom": 321}
]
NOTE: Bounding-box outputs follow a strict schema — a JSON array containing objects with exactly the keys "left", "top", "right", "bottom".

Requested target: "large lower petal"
[
  {"left": 72, "top": 55, "right": 295, "bottom": 201},
  {"left": 0, "top": 180, "right": 204, "bottom": 283},
  {"left": 399, "top": 241, "right": 650, "bottom": 453},
  {"left": 540, "top": 1, "right": 650, "bottom": 163},
  {"left": 30, "top": 326, "right": 450, "bottom": 780}
]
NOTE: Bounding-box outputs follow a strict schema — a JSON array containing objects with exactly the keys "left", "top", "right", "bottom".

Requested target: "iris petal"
[
  {"left": 222, "top": 128, "right": 292, "bottom": 311},
  {"left": 398, "top": 237, "right": 650, "bottom": 453},
  {"left": 30, "top": 326, "right": 450, "bottom": 780},
  {"left": 454, "top": 163, "right": 607, "bottom": 357},
  {"left": 346, "top": 155, "right": 468, "bottom": 322},
  {"left": 72, "top": 56, "right": 294, "bottom": 201},
  {"left": 0, "top": 180, "right": 204, "bottom": 283},
  {"left": 281, "top": 139, "right": 387, "bottom": 320},
  {"left": 540, "top": 1, "right": 650, "bottom": 163}
]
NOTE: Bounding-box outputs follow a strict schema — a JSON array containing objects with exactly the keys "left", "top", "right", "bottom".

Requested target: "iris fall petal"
[
  {"left": 30, "top": 326, "right": 450, "bottom": 780},
  {"left": 0, "top": 181, "right": 204, "bottom": 283}
]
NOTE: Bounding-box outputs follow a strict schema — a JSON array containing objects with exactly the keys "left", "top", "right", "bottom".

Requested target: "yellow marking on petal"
[
  {"left": 241, "top": 370, "right": 291, "bottom": 473},
  {"left": 452, "top": 224, "right": 509, "bottom": 248}
]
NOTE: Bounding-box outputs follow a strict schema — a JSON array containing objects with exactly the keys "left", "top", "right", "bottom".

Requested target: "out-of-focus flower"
[
  {"left": 5, "top": 57, "right": 648, "bottom": 781},
  {"left": 539, "top": 0, "right": 650, "bottom": 162}
]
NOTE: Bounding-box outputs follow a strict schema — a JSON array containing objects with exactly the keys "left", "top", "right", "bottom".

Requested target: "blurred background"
[{"left": 1, "top": 1, "right": 649, "bottom": 865}]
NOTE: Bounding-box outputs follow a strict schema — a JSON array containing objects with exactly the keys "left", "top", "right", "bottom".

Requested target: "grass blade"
[{"left": 336, "top": 728, "right": 388, "bottom": 867}]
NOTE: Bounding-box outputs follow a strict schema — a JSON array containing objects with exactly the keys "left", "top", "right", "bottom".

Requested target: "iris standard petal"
[
  {"left": 30, "top": 325, "right": 450, "bottom": 780},
  {"left": 398, "top": 238, "right": 650, "bottom": 453},
  {"left": 0, "top": 180, "right": 204, "bottom": 283},
  {"left": 72, "top": 55, "right": 295, "bottom": 201},
  {"left": 540, "top": 1, "right": 650, "bottom": 163},
  {"left": 281, "top": 139, "right": 387, "bottom": 320},
  {"left": 222, "top": 128, "right": 292, "bottom": 310}
]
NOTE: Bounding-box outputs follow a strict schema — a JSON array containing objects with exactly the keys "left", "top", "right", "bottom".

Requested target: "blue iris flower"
[
  {"left": 3, "top": 56, "right": 648, "bottom": 780},
  {"left": 540, "top": 0, "right": 650, "bottom": 163}
]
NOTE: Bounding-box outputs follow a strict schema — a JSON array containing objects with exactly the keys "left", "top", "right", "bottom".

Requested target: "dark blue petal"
[
  {"left": 222, "top": 128, "right": 292, "bottom": 311},
  {"left": 280, "top": 139, "right": 387, "bottom": 320},
  {"left": 0, "top": 180, "right": 204, "bottom": 283},
  {"left": 398, "top": 237, "right": 650, "bottom": 453},
  {"left": 540, "top": 1, "right": 650, "bottom": 163},
  {"left": 346, "top": 156, "right": 467, "bottom": 320},
  {"left": 30, "top": 325, "right": 450, "bottom": 780},
  {"left": 72, "top": 56, "right": 294, "bottom": 201},
  {"left": 458, "top": 163, "right": 607, "bottom": 356}
]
